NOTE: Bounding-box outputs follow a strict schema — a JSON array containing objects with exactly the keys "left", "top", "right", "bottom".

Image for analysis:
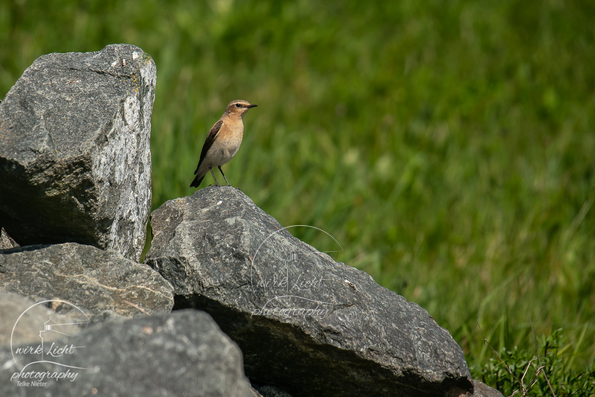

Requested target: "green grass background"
[{"left": 2, "top": 0, "right": 594, "bottom": 385}]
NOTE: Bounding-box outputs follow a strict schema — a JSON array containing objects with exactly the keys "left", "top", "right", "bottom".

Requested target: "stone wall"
[{"left": 0, "top": 45, "right": 502, "bottom": 397}]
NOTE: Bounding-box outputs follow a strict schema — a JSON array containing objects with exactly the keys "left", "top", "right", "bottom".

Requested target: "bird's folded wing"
[{"left": 194, "top": 119, "right": 224, "bottom": 174}]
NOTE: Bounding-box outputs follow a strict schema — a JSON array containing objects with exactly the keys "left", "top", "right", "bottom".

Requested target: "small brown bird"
[{"left": 190, "top": 99, "right": 257, "bottom": 188}]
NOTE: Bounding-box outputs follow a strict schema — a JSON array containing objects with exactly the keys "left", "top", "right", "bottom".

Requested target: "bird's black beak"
[{"left": 248, "top": 104, "right": 258, "bottom": 108}]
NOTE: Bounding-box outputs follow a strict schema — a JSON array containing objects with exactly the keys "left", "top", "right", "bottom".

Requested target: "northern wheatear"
[{"left": 190, "top": 99, "right": 257, "bottom": 188}]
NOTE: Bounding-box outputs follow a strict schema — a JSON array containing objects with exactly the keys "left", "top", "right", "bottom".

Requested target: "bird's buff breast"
[{"left": 208, "top": 133, "right": 242, "bottom": 166}]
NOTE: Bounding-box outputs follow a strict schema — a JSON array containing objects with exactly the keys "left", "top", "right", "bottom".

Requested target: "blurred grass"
[{"left": 2, "top": 0, "right": 594, "bottom": 378}]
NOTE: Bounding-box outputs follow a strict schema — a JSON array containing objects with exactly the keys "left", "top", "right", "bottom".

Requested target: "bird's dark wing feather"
[{"left": 194, "top": 119, "right": 223, "bottom": 175}]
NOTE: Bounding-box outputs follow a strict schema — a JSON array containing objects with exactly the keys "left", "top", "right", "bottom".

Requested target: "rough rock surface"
[
  {"left": 0, "top": 227, "right": 19, "bottom": 250},
  {"left": 0, "top": 243, "right": 173, "bottom": 317},
  {"left": 0, "top": 44, "right": 155, "bottom": 261},
  {"left": 0, "top": 292, "right": 83, "bottom": 346},
  {"left": 255, "top": 385, "right": 294, "bottom": 397},
  {"left": 145, "top": 187, "right": 473, "bottom": 397},
  {"left": 472, "top": 380, "right": 505, "bottom": 397},
  {"left": 0, "top": 310, "right": 254, "bottom": 397}
]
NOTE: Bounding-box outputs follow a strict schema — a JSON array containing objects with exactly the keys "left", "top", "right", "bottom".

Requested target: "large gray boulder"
[
  {"left": 145, "top": 187, "right": 474, "bottom": 397},
  {"left": 0, "top": 242, "right": 174, "bottom": 317},
  {"left": 0, "top": 44, "right": 155, "bottom": 261},
  {"left": 0, "top": 309, "right": 254, "bottom": 396}
]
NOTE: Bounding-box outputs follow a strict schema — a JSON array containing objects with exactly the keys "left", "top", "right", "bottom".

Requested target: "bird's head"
[{"left": 225, "top": 99, "right": 257, "bottom": 118}]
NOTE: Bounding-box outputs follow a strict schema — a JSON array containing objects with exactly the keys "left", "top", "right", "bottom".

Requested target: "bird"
[{"left": 190, "top": 99, "right": 257, "bottom": 188}]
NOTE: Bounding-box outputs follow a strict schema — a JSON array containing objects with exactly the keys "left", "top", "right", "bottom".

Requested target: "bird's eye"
[{"left": 235, "top": 103, "right": 242, "bottom": 108}]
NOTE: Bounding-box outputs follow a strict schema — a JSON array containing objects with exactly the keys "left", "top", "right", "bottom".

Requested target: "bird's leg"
[
  {"left": 209, "top": 167, "right": 221, "bottom": 186},
  {"left": 218, "top": 166, "right": 231, "bottom": 186}
]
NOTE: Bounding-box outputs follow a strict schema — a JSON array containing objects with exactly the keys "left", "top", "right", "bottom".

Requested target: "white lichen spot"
[
  {"left": 132, "top": 52, "right": 139, "bottom": 60},
  {"left": 225, "top": 217, "right": 240, "bottom": 226},
  {"left": 140, "top": 60, "right": 156, "bottom": 89}
]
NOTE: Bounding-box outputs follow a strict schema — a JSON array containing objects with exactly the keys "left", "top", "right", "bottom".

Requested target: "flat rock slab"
[
  {"left": 0, "top": 44, "right": 155, "bottom": 261},
  {"left": 0, "top": 243, "right": 173, "bottom": 317},
  {"left": 0, "top": 310, "right": 254, "bottom": 396},
  {"left": 145, "top": 187, "right": 473, "bottom": 397}
]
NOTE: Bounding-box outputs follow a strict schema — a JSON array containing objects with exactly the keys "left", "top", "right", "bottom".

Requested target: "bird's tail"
[{"left": 190, "top": 174, "right": 205, "bottom": 188}]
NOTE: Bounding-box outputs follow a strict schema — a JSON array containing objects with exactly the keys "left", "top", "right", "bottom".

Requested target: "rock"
[
  {"left": 0, "top": 242, "right": 173, "bottom": 317},
  {"left": 472, "top": 380, "right": 505, "bottom": 397},
  {"left": 145, "top": 187, "right": 473, "bottom": 397},
  {"left": 0, "top": 309, "right": 254, "bottom": 396},
  {"left": 0, "top": 227, "right": 19, "bottom": 250},
  {"left": 0, "top": 44, "right": 155, "bottom": 261},
  {"left": 249, "top": 388, "right": 264, "bottom": 397},
  {"left": 0, "top": 292, "right": 83, "bottom": 347},
  {"left": 255, "top": 385, "right": 294, "bottom": 397},
  {"left": 83, "top": 309, "right": 127, "bottom": 327}
]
